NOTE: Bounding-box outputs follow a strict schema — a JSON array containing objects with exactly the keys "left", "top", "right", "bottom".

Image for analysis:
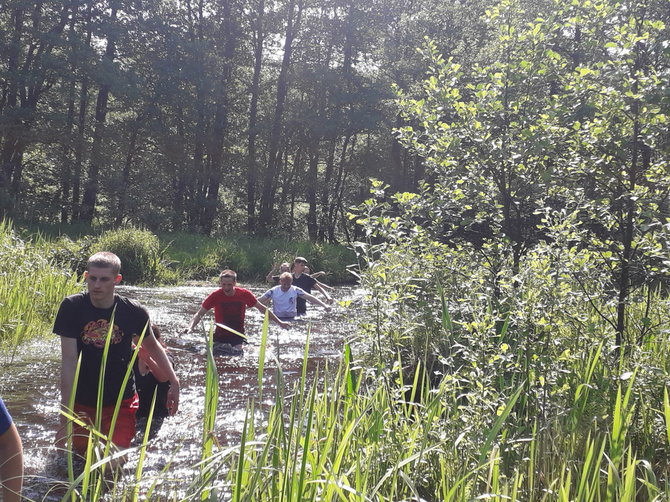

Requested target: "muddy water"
[{"left": 0, "top": 283, "right": 364, "bottom": 500}]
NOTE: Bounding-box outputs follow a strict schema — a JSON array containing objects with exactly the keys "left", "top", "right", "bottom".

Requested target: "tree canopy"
[{"left": 0, "top": 0, "right": 668, "bottom": 248}]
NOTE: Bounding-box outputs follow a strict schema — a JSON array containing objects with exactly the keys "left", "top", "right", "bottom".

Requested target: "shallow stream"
[{"left": 0, "top": 283, "right": 364, "bottom": 500}]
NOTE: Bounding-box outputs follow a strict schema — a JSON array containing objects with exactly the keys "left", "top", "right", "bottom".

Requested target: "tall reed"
[
  {"left": 40, "top": 321, "right": 670, "bottom": 500},
  {"left": 0, "top": 219, "right": 81, "bottom": 355}
]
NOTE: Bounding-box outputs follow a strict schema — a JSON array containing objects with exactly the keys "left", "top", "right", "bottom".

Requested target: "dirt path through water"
[{"left": 0, "top": 283, "right": 364, "bottom": 500}]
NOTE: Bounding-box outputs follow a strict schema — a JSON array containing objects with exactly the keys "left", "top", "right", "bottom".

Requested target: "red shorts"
[{"left": 70, "top": 394, "right": 139, "bottom": 452}]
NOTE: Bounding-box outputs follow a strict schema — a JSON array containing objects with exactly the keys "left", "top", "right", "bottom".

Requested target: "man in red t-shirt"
[{"left": 185, "top": 269, "right": 289, "bottom": 349}]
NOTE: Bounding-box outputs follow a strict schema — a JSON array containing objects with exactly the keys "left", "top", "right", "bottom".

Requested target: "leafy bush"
[
  {"left": 351, "top": 169, "right": 670, "bottom": 496},
  {"left": 48, "top": 235, "right": 94, "bottom": 277},
  {"left": 91, "top": 227, "right": 166, "bottom": 284}
]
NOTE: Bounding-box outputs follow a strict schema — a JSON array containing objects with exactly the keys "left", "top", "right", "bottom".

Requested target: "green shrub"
[
  {"left": 48, "top": 235, "right": 94, "bottom": 277},
  {"left": 91, "top": 227, "right": 165, "bottom": 284}
]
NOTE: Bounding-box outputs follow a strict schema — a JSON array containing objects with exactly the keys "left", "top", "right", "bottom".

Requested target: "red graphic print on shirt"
[{"left": 81, "top": 319, "right": 123, "bottom": 348}]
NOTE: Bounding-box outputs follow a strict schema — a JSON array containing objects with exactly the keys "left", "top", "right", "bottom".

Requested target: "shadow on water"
[{"left": 0, "top": 283, "right": 366, "bottom": 500}]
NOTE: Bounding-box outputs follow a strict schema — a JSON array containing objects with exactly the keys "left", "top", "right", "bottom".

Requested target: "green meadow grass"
[
  {"left": 159, "top": 232, "right": 356, "bottom": 284},
  {"left": 5, "top": 220, "right": 357, "bottom": 285}
]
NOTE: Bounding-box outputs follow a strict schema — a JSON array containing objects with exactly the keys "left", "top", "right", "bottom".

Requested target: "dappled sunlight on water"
[{"left": 0, "top": 283, "right": 364, "bottom": 500}]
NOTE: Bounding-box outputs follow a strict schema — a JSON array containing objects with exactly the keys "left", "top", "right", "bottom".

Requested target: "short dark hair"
[{"left": 219, "top": 269, "right": 237, "bottom": 280}]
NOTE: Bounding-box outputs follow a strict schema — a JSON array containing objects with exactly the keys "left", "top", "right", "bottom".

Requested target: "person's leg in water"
[{"left": 65, "top": 394, "right": 138, "bottom": 475}]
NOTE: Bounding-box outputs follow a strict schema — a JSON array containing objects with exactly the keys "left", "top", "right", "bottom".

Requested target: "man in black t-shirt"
[
  {"left": 54, "top": 252, "right": 180, "bottom": 454},
  {"left": 291, "top": 257, "right": 334, "bottom": 315}
]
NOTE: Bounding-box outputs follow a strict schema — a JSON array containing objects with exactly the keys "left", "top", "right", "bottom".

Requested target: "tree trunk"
[
  {"left": 306, "top": 146, "right": 319, "bottom": 240},
  {"left": 185, "top": 0, "right": 207, "bottom": 232},
  {"left": 287, "top": 146, "right": 304, "bottom": 236},
  {"left": 258, "top": 0, "right": 303, "bottom": 234},
  {"left": 1, "top": 2, "right": 73, "bottom": 215},
  {"left": 317, "top": 140, "right": 336, "bottom": 241},
  {"left": 69, "top": 1, "right": 94, "bottom": 221},
  {"left": 58, "top": 6, "right": 81, "bottom": 223},
  {"left": 616, "top": 95, "right": 641, "bottom": 348},
  {"left": 116, "top": 115, "right": 143, "bottom": 225},
  {"left": 246, "top": 0, "right": 265, "bottom": 232},
  {"left": 0, "top": 7, "right": 25, "bottom": 215},
  {"left": 327, "top": 133, "right": 356, "bottom": 242},
  {"left": 200, "top": 0, "right": 237, "bottom": 235},
  {"left": 172, "top": 106, "right": 187, "bottom": 231},
  {"left": 80, "top": 3, "right": 118, "bottom": 223}
]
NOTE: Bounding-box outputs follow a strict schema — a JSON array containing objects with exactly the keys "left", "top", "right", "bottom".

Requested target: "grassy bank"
[
  {"left": 13, "top": 221, "right": 357, "bottom": 285},
  {"left": 161, "top": 231, "right": 356, "bottom": 284}
]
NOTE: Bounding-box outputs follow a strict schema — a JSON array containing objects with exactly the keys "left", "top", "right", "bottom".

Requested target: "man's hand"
[
  {"left": 325, "top": 306, "right": 332, "bottom": 313},
  {"left": 166, "top": 380, "right": 180, "bottom": 415},
  {"left": 279, "top": 321, "right": 291, "bottom": 329},
  {"left": 325, "top": 297, "right": 334, "bottom": 305}
]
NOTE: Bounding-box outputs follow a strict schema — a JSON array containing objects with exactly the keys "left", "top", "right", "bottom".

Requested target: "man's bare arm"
[
  {"left": 314, "top": 283, "right": 334, "bottom": 304},
  {"left": 185, "top": 306, "right": 209, "bottom": 333},
  {"left": 315, "top": 279, "right": 334, "bottom": 291},
  {"left": 303, "top": 292, "right": 331, "bottom": 311},
  {"left": 56, "top": 337, "right": 78, "bottom": 447},
  {"left": 0, "top": 421, "right": 23, "bottom": 502},
  {"left": 254, "top": 301, "right": 290, "bottom": 329},
  {"left": 141, "top": 329, "right": 180, "bottom": 415},
  {"left": 59, "top": 338, "right": 78, "bottom": 416}
]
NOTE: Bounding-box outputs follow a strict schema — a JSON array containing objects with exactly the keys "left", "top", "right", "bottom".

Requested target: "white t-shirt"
[{"left": 259, "top": 285, "right": 307, "bottom": 318}]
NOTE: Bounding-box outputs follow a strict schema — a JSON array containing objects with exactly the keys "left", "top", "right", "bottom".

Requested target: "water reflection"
[{"left": 0, "top": 283, "right": 363, "bottom": 500}]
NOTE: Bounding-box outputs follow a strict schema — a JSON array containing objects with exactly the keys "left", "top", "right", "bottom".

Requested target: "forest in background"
[
  {"left": 1, "top": 0, "right": 480, "bottom": 240},
  {"left": 5, "top": 0, "right": 665, "bottom": 242}
]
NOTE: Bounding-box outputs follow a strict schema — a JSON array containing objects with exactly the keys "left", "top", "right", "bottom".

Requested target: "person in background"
[
  {"left": 0, "top": 397, "right": 23, "bottom": 502},
  {"left": 54, "top": 252, "right": 180, "bottom": 455},
  {"left": 185, "top": 269, "right": 290, "bottom": 354},
  {"left": 265, "top": 261, "right": 291, "bottom": 284},
  {"left": 292, "top": 257, "right": 334, "bottom": 315},
  {"left": 259, "top": 272, "right": 331, "bottom": 321},
  {"left": 134, "top": 324, "right": 174, "bottom": 438}
]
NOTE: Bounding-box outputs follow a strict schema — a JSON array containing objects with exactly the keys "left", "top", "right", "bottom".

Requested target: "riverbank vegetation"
[
  {"left": 3, "top": 0, "right": 670, "bottom": 499},
  {"left": 0, "top": 220, "right": 80, "bottom": 355},
  {"left": 0, "top": 220, "right": 353, "bottom": 351},
  {"left": 11, "top": 221, "right": 356, "bottom": 284},
  {"left": 233, "top": 0, "right": 670, "bottom": 498}
]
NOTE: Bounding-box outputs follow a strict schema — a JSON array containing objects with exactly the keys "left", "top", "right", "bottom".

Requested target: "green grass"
[
  {"left": 0, "top": 219, "right": 82, "bottom": 354},
  {"left": 160, "top": 231, "right": 356, "bottom": 284},
  {"left": 4, "top": 220, "right": 357, "bottom": 285}
]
